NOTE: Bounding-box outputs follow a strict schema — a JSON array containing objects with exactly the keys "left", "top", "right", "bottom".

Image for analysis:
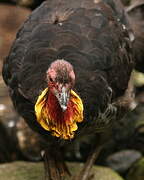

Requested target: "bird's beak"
[{"left": 56, "top": 87, "right": 70, "bottom": 112}]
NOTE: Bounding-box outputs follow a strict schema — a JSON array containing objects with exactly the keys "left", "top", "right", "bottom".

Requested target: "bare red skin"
[{"left": 46, "top": 59, "right": 75, "bottom": 94}]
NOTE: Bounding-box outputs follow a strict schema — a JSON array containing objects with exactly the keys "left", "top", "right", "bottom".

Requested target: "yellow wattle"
[{"left": 35, "top": 88, "right": 84, "bottom": 139}]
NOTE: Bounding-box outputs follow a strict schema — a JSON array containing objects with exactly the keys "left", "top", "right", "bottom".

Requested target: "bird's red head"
[
  {"left": 35, "top": 59, "right": 83, "bottom": 139},
  {"left": 47, "top": 59, "right": 75, "bottom": 111}
]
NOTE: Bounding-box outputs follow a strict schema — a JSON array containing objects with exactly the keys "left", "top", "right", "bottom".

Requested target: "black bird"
[{"left": 2, "top": 0, "right": 134, "bottom": 179}]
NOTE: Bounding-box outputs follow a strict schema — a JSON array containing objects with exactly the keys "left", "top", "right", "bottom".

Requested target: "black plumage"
[{"left": 2, "top": 0, "right": 134, "bottom": 179}]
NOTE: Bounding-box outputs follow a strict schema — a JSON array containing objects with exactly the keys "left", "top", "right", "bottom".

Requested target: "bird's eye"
[{"left": 49, "top": 77, "right": 53, "bottom": 82}]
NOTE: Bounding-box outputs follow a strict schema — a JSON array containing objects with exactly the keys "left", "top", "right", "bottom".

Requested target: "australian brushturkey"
[{"left": 2, "top": 0, "right": 134, "bottom": 179}]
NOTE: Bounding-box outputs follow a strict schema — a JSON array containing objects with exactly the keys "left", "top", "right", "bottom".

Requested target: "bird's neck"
[
  {"left": 35, "top": 88, "right": 83, "bottom": 139},
  {"left": 46, "top": 91, "right": 73, "bottom": 125}
]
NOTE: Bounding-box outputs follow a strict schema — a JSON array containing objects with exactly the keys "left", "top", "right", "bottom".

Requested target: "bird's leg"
[
  {"left": 43, "top": 148, "right": 71, "bottom": 180},
  {"left": 43, "top": 149, "right": 59, "bottom": 180},
  {"left": 56, "top": 149, "right": 71, "bottom": 178},
  {"left": 72, "top": 143, "right": 104, "bottom": 180}
]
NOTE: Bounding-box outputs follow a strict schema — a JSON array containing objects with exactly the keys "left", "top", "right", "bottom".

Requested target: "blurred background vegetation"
[{"left": 0, "top": 0, "right": 144, "bottom": 179}]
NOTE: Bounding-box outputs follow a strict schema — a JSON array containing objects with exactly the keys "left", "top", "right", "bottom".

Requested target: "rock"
[
  {"left": 0, "top": 100, "right": 43, "bottom": 162},
  {"left": 0, "top": 161, "right": 44, "bottom": 180},
  {"left": 0, "top": 95, "right": 20, "bottom": 162},
  {"left": 0, "top": 161, "right": 124, "bottom": 180},
  {"left": 127, "top": 158, "right": 144, "bottom": 180},
  {"left": 106, "top": 150, "right": 142, "bottom": 174},
  {"left": 16, "top": 118, "right": 43, "bottom": 161},
  {"left": 0, "top": 117, "right": 20, "bottom": 162},
  {"left": 133, "top": 71, "right": 144, "bottom": 87},
  {"left": 0, "top": 107, "right": 43, "bottom": 162},
  {"left": 88, "top": 165, "right": 124, "bottom": 180}
]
